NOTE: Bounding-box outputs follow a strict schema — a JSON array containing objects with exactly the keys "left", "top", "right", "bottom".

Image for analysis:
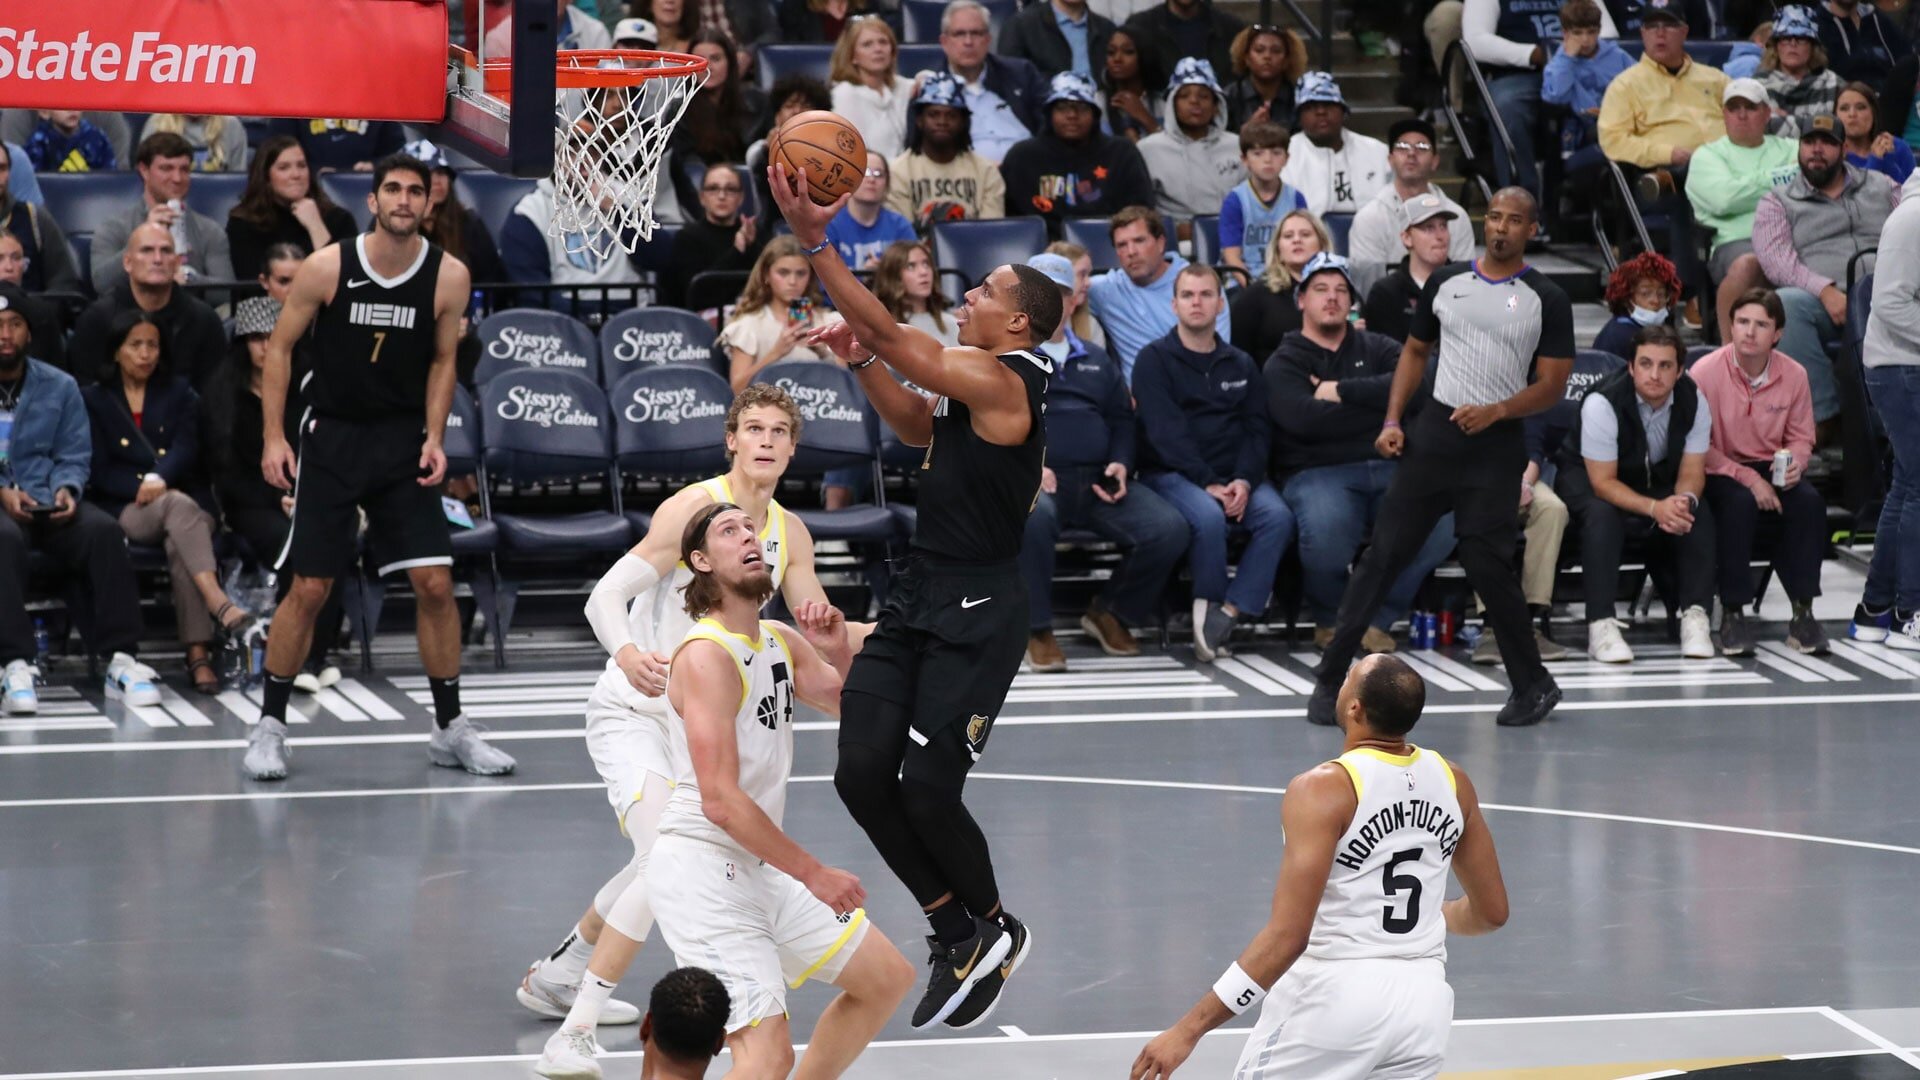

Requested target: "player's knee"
[
  {"left": 409, "top": 567, "right": 455, "bottom": 607},
  {"left": 286, "top": 575, "right": 333, "bottom": 610},
  {"left": 898, "top": 773, "right": 963, "bottom": 831},
  {"left": 833, "top": 749, "right": 896, "bottom": 823}
]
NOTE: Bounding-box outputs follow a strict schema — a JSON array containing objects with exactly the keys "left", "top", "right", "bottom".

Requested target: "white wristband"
[{"left": 1211, "top": 962, "right": 1265, "bottom": 1015}]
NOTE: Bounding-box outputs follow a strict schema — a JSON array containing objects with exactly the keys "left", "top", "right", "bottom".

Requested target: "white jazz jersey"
[
  {"left": 596, "top": 476, "right": 789, "bottom": 710},
  {"left": 657, "top": 618, "right": 798, "bottom": 857},
  {"left": 1307, "top": 746, "right": 1462, "bottom": 963}
]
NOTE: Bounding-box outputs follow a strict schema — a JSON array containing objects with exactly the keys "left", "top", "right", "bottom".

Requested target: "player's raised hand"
[
  {"left": 1131, "top": 1027, "right": 1200, "bottom": 1079},
  {"left": 804, "top": 864, "right": 865, "bottom": 916},
  {"left": 766, "top": 163, "right": 852, "bottom": 245},
  {"left": 795, "top": 599, "right": 847, "bottom": 650},
  {"left": 806, "top": 321, "right": 873, "bottom": 365}
]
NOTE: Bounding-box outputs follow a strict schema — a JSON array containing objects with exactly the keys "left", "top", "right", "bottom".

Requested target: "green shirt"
[{"left": 1685, "top": 135, "right": 1800, "bottom": 251}]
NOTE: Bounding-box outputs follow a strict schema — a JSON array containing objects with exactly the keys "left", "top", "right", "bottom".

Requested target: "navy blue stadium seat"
[
  {"left": 453, "top": 171, "right": 539, "bottom": 249},
  {"left": 481, "top": 368, "right": 635, "bottom": 555},
  {"left": 1191, "top": 213, "right": 1222, "bottom": 268},
  {"left": 1323, "top": 212, "right": 1354, "bottom": 257},
  {"left": 897, "top": 44, "right": 946, "bottom": 78},
  {"left": 750, "top": 362, "right": 894, "bottom": 542},
  {"left": 900, "top": 0, "right": 1017, "bottom": 42},
  {"left": 473, "top": 309, "right": 599, "bottom": 387},
  {"left": 757, "top": 45, "right": 834, "bottom": 91},
  {"left": 611, "top": 365, "right": 734, "bottom": 478},
  {"left": 183, "top": 173, "right": 248, "bottom": 231},
  {"left": 1062, "top": 218, "right": 1118, "bottom": 271},
  {"left": 318, "top": 173, "right": 375, "bottom": 230},
  {"left": 441, "top": 385, "right": 507, "bottom": 667},
  {"left": 932, "top": 218, "right": 1050, "bottom": 303},
  {"left": 599, "top": 307, "right": 721, "bottom": 385},
  {"left": 37, "top": 172, "right": 143, "bottom": 239}
]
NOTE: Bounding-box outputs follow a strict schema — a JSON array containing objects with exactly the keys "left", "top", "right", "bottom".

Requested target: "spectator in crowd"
[
  {"left": 699, "top": 0, "right": 780, "bottom": 71},
  {"left": 1593, "top": 252, "right": 1682, "bottom": 359},
  {"left": 1557, "top": 324, "right": 1717, "bottom": 662},
  {"left": 663, "top": 162, "right": 765, "bottom": 309},
  {"left": 1020, "top": 252, "right": 1189, "bottom": 671},
  {"left": 717, "top": 235, "right": 845, "bottom": 391},
  {"left": 0, "top": 234, "right": 64, "bottom": 369},
  {"left": 1542, "top": 0, "right": 1634, "bottom": 176},
  {"left": 70, "top": 225, "right": 227, "bottom": 391},
  {"left": 257, "top": 243, "right": 304, "bottom": 305},
  {"left": 404, "top": 140, "right": 507, "bottom": 287},
  {"left": 4, "top": 143, "right": 40, "bottom": 208},
  {"left": 26, "top": 111, "right": 116, "bottom": 172},
  {"left": 1269, "top": 253, "right": 1456, "bottom": 652},
  {"left": 1223, "top": 25, "right": 1309, "bottom": 132},
  {"left": 1001, "top": 0, "right": 1117, "bottom": 80},
  {"left": 1689, "top": 288, "right": 1828, "bottom": 656},
  {"left": 81, "top": 312, "right": 253, "bottom": 694},
  {"left": 747, "top": 73, "right": 834, "bottom": 223},
  {"left": 1753, "top": 113, "right": 1896, "bottom": 426},
  {"left": 874, "top": 239, "right": 960, "bottom": 345},
  {"left": 267, "top": 118, "right": 406, "bottom": 174},
  {"left": 225, "top": 136, "right": 360, "bottom": 280},
  {"left": 1098, "top": 26, "right": 1169, "bottom": 142},
  {"left": 1134, "top": 264, "right": 1290, "bottom": 661},
  {"left": 1046, "top": 239, "right": 1109, "bottom": 348},
  {"left": 1281, "top": 72, "right": 1392, "bottom": 216},
  {"left": 1123, "top": 0, "right": 1246, "bottom": 86},
  {"left": 1228, "top": 208, "right": 1330, "bottom": 365},
  {"left": 487, "top": 0, "right": 614, "bottom": 56},
  {"left": 923, "top": 0, "right": 1052, "bottom": 163},
  {"left": 1139, "top": 59, "right": 1244, "bottom": 227},
  {"left": 635, "top": 0, "right": 696, "bottom": 54},
  {"left": 1361, "top": 194, "right": 1458, "bottom": 343},
  {"left": 0, "top": 110, "right": 129, "bottom": 170},
  {"left": 1463, "top": 0, "right": 1573, "bottom": 197},
  {"left": 1687, "top": 79, "right": 1803, "bottom": 338},
  {"left": 1603, "top": 0, "right": 1714, "bottom": 34},
  {"left": 92, "top": 133, "right": 236, "bottom": 294},
  {"left": 1219, "top": 120, "right": 1308, "bottom": 281},
  {"left": 1346, "top": 117, "right": 1475, "bottom": 296},
  {"left": 0, "top": 152, "right": 80, "bottom": 296},
  {"left": 1759, "top": 7, "right": 1842, "bottom": 135},
  {"left": 501, "top": 181, "right": 642, "bottom": 307},
  {"left": 1837, "top": 82, "right": 1915, "bottom": 184},
  {"left": 1088, "top": 206, "right": 1231, "bottom": 380},
  {"left": 1814, "top": 0, "right": 1906, "bottom": 88},
  {"left": 139, "top": 114, "right": 249, "bottom": 173},
  {"left": 1860, "top": 172, "right": 1920, "bottom": 648},
  {"left": 887, "top": 73, "right": 1008, "bottom": 228},
  {"left": 829, "top": 18, "right": 915, "bottom": 159},
  {"left": 0, "top": 283, "right": 158, "bottom": 715},
  {"left": 777, "top": 0, "right": 870, "bottom": 44},
  {"left": 669, "top": 30, "right": 770, "bottom": 212},
  {"left": 825, "top": 152, "right": 918, "bottom": 268},
  {"left": 1002, "top": 73, "right": 1156, "bottom": 235},
  {"left": 612, "top": 16, "right": 660, "bottom": 51}
]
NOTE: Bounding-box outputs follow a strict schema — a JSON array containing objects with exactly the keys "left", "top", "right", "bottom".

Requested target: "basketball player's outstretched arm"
[
  {"left": 792, "top": 599, "right": 873, "bottom": 679},
  {"left": 417, "top": 256, "right": 474, "bottom": 487},
  {"left": 1131, "top": 765, "right": 1356, "bottom": 1080},
  {"left": 1443, "top": 766, "right": 1510, "bottom": 936},
  {"left": 583, "top": 484, "right": 719, "bottom": 697},
  {"left": 670, "top": 639, "right": 866, "bottom": 916},
  {"left": 259, "top": 246, "right": 340, "bottom": 488}
]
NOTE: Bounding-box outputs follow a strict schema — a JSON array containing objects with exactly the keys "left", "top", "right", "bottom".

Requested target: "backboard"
[{"left": 432, "top": 0, "right": 559, "bottom": 178}]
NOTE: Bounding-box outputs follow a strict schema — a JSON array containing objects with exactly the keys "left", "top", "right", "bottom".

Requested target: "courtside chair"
[
  {"left": 318, "top": 173, "right": 375, "bottom": 231},
  {"left": 1062, "top": 217, "right": 1119, "bottom": 271},
  {"left": 453, "top": 171, "right": 540, "bottom": 246},
  {"left": 757, "top": 45, "right": 835, "bottom": 92},
  {"left": 1190, "top": 213, "right": 1222, "bottom": 269},
  {"left": 749, "top": 363, "right": 894, "bottom": 543},
  {"left": 598, "top": 307, "right": 722, "bottom": 387},
  {"left": 931, "top": 218, "right": 1049, "bottom": 304},
  {"left": 471, "top": 308, "right": 600, "bottom": 387},
  {"left": 900, "top": 0, "right": 1017, "bottom": 41},
  {"left": 183, "top": 173, "right": 248, "bottom": 232},
  {"left": 610, "top": 364, "right": 736, "bottom": 539}
]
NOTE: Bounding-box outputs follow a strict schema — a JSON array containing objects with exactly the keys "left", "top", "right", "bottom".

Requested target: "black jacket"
[
  {"left": 1132, "top": 327, "right": 1267, "bottom": 486},
  {"left": 1000, "top": 130, "right": 1155, "bottom": 234},
  {"left": 1224, "top": 77, "right": 1295, "bottom": 133},
  {"left": 1361, "top": 266, "right": 1424, "bottom": 344},
  {"left": 1227, "top": 282, "right": 1302, "bottom": 369},
  {"left": 1042, "top": 330, "right": 1134, "bottom": 470},
  {"left": 2, "top": 196, "right": 81, "bottom": 295},
  {"left": 68, "top": 285, "right": 229, "bottom": 392},
  {"left": 923, "top": 55, "right": 1053, "bottom": 134},
  {"left": 999, "top": 2, "right": 1116, "bottom": 81},
  {"left": 81, "top": 375, "right": 209, "bottom": 516},
  {"left": 1816, "top": 3, "right": 1908, "bottom": 87},
  {"left": 1265, "top": 327, "right": 1405, "bottom": 477},
  {"left": 16, "top": 292, "right": 67, "bottom": 370},
  {"left": 1561, "top": 369, "right": 1699, "bottom": 497},
  {"left": 1123, "top": 2, "right": 1246, "bottom": 92},
  {"left": 225, "top": 202, "right": 360, "bottom": 280},
  {"left": 663, "top": 217, "right": 767, "bottom": 309}
]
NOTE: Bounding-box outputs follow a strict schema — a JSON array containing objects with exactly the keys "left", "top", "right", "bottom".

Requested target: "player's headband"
[{"left": 681, "top": 501, "right": 746, "bottom": 569}]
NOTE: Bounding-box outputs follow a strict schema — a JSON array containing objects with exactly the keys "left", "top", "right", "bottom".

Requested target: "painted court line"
[
  {"left": 1816, "top": 1007, "right": 1920, "bottom": 1071},
  {"left": 1757, "top": 642, "right": 1860, "bottom": 682}
]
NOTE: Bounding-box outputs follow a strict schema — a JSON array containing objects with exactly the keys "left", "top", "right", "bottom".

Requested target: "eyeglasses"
[
  {"left": 944, "top": 27, "right": 989, "bottom": 39},
  {"left": 863, "top": 167, "right": 886, "bottom": 178},
  {"left": 1392, "top": 141, "right": 1435, "bottom": 153}
]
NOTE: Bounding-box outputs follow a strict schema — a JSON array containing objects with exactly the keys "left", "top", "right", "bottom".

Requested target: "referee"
[{"left": 1307, "top": 188, "right": 1572, "bottom": 729}]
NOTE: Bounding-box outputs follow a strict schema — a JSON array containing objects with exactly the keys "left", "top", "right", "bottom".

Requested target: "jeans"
[
  {"left": 1866, "top": 365, "right": 1920, "bottom": 611},
  {"left": 1703, "top": 471, "right": 1826, "bottom": 607},
  {"left": 1487, "top": 70, "right": 1542, "bottom": 195},
  {"left": 1777, "top": 288, "right": 1844, "bottom": 422},
  {"left": 1020, "top": 466, "right": 1191, "bottom": 630},
  {"left": 1142, "top": 473, "right": 1295, "bottom": 617},
  {"left": 1282, "top": 460, "right": 1457, "bottom": 628}
]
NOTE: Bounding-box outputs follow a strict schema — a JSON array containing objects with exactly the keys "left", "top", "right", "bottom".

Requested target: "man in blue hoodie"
[{"left": 1134, "top": 264, "right": 1294, "bottom": 663}]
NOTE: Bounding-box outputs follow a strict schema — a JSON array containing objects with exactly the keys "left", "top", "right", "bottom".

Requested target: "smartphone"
[
  {"left": 1096, "top": 473, "right": 1122, "bottom": 495},
  {"left": 788, "top": 297, "right": 813, "bottom": 324}
]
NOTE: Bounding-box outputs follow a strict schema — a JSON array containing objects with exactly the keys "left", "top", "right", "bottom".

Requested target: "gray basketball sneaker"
[
  {"left": 242, "top": 717, "right": 290, "bottom": 781},
  {"left": 427, "top": 714, "right": 516, "bottom": 775},
  {"left": 516, "top": 962, "right": 640, "bottom": 1024}
]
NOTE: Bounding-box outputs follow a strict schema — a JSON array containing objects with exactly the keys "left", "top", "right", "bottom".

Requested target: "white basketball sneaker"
[
  {"left": 104, "top": 652, "right": 162, "bottom": 706},
  {"left": 1587, "top": 618, "right": 1634, "bottom": 663},
  {"left": 426, "top": 714, "right": 516, "bottom": 775},
  {"left": 4, "top": 659, "right": 39, "bottom": 714},
  {"left": 535, "top": 1026, "right": 604, "bottom": 1080},
  {"left": 516, "top": 962, "right": 640, "bottom": 1025}
]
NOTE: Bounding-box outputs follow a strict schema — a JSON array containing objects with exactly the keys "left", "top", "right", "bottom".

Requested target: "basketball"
[{"left": 773, "top": 110, "right": 868, "bottom": 205}]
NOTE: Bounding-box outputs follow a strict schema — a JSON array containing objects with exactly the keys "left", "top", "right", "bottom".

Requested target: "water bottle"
[
  {"left": 32, "top": 617, "right": 49, "bottom": 669},
  {"left": 469, "top": 288, "right": 486, "bottom": 323}
]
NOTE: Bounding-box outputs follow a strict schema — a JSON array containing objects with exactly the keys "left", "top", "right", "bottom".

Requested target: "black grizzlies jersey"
[
  {"left": 308, "top": 235, "right": 445, "bottom": 421},
  {"left": 912, "top": 349, "right": 1051, "bottom": 563}
]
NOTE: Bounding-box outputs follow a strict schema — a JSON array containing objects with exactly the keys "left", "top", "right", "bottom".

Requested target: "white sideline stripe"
[
  {"left": 1756, "top": 642, "right": 1860, "bottom": 682},
  {"left": 130, "top": 705, "right": 176, "bottom": 728},
  {"left": 1841, "top": 639, "right": 1920, "bottom": 678},
  {"left": 1831, "top": 640, "right": 1919, "bottom": 679},
  {"left": 0, "top": 716, "right": 115, "bottom": 732},
  {"left": 159, "top": 690, "right": 215, "bottom": 728},
  {"left": 1816, "top": 1006, "right": 1920, "bottom": 1070},
  {"left": 1405, "top": 648, "right": 1506, "bottom": 691},
  {"left": 311, "top": 689, "right": 369, "bottom": 722},
  {"left": 1554, "top": 673, "right": 1770, "bottom": 689},
  {"left": 215, "top": 690, "right": 312, "bottom": 726},
  {"left": 1547, "top": 657, "right": 1745, "bottom": 675},
  {"left": 1005, "top": 686, "right": 1236, "bottom": 703},
  {"left": 1395, "top": 652, "right": 1471, "bottom": 693},
  {"left": 1011, "top": 670, "right": 1214, "bottom": 687},
  {"left": 391, "top": 672, "right": 596, "bottom": 689},
  {"left": 38, "top": 702, "right": 101, "bottom": 716},
  {"left": 1235, "top": 653, "right": 1319, "bottom": 695},
  {"left": 1212, "top": 656, "right": 1294, "bottom": 696},
  {"left": 334, "top": 679, "right": 403, "bottom": 720},
  {"left": 1755, "top": 651, "right": 1829, "bottom": 683},
  {"left": 406, "top": 687, "right": 592, "bottom": 704}
]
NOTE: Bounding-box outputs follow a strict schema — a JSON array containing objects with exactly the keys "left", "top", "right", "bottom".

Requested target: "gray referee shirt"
[{"left": 1411, "top": 262, "right": 1575, "bottom": 410}]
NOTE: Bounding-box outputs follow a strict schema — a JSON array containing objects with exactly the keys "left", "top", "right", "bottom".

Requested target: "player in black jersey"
[
  {"left": 769, "top": 163, "right": 1062, "bottom": 1032},
  {"left": 242, "top": 153, "right": 514, "bottom": 782}
]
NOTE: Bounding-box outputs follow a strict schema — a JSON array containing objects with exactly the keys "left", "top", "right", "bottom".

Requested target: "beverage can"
[
  {"left": 1412, "top": 611, "right": 1432, "bottom": 649},
  {"left": 166, "top": 198, "right": 191, "bottom": 257},
  {"left": 1772, "top": 448, "right": 1793, "bottom": 487},
  {"left": 1438, "top": 610, "right": 1457, "bottom": 646}
]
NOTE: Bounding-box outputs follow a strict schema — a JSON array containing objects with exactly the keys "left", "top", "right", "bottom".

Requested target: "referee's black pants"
[{"left": 1315, "top": 409, "right": 1549, "bottom": 695}]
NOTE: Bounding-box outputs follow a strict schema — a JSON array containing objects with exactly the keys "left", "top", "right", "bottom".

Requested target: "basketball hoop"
[{"left": 455, "top": 48, "right": 708, "bottom": 258}]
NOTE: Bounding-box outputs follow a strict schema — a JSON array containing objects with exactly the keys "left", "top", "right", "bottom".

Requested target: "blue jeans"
[
  {"left": 1488, "top": 70, "right": 1542, "bottom": 195},
  {"left": 1777, "top": 288, "right": 1844, "bottom": 422},
  {"left": 1020, "top": 466, "right": 1191, "bottom": 630},
  {"left": 1142, "top": 473, "right": 1295, "bottom": 616},
  {"left": 1283, "top": 461, "right": 1458, "bottom": 628},
  {"left": 1866, "top": 365, "right": 1920, "bottom": 611}
]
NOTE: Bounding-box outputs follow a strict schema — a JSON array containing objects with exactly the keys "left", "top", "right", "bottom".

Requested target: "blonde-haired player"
[{"left": 1132, "top": 654, "right": 1509, "bottom": 1079}]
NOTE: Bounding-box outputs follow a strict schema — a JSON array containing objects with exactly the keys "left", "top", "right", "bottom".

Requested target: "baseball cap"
[
  {"left": 1026, "top": 253, "right": 1076, "bottom": 292},
  {"left": 1295, "top": 251, "right": 1357, "bottom": 297},
  {"left": 0, "top": 282, "right": 25, "bottom": 316},
  {"left": 1800, "top": 114, "right": 1843, "bottom": 142},
  {"left": 1404, "top": 193, "right": 1458, "bottom": 227},
  {"left": 1723, "top": 77, "right": 1771, "bottom": 107},
  {"left": 233, "top": 296, "right": 283, "bottom": 339},
  {"left": 1639, "top": 0, "right": 1687, "bottom": 24},
  {"left": 1388, "top": 117, "right": 1438, "bottom": 145},
  {"left": 613, "top": 17, "right": 659, "bottom": 45},
  {"left": 1771, "top": 5, "right": 1819, "bottom": 40},
  {"left": 401, "top": 139, "right": 451, "bottom": 171}
]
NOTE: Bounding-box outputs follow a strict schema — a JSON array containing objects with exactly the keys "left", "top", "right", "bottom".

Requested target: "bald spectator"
[
  {"left": 68, "top": 225, "right": 226, "bottom": 391},
  {"left": 91, "top": 133, "right": 235, "bottom": 293}
]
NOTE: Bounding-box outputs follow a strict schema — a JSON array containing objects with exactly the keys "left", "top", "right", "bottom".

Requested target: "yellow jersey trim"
[
  {"left": 678, "top": 627, "right": 750, "bottom": 711},
  {"left": 696, "top": 616, "right": 766, "bottom": 652},
  {"left": 1346, "top": 745, "right": 1423, "bottom": 768},
  {"left": 1335, "top": 756, "right": 1365, "bottom": 800},
  {"left": 789, "top": 908, "right": 867, "bottom": 988}
]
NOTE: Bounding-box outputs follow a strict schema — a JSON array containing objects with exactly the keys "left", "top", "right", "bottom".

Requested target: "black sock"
[
  {"left": 926, "top": 899, "right": 974, "bottom": 947},
  {"left": 428, "top": 676, "right": 460, "bottom": 729},
  {"left": 261, "top": 673, "right": 295, "bottom": 725}
]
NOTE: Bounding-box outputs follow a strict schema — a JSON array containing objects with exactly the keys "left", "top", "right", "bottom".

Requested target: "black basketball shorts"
[{"left": 277, "top": 414, "right": 452, "bottom": 580}]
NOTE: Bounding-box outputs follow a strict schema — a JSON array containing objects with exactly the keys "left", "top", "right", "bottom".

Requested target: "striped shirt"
[{"left": 1411, "top": 261, "right": 1575, "bottom": 411}]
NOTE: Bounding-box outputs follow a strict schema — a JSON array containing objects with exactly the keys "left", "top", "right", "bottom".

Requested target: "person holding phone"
[{"left": 718, "top": 236, "right": 846, "bottom": 393}]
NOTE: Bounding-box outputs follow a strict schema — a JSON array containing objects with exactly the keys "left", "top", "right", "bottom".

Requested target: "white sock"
[
  {"left": 542, "top": 925, "right": 596, "bottom": 985},
  {"left": 563, "top": 974, "right": 617, "bottom": 1030}
]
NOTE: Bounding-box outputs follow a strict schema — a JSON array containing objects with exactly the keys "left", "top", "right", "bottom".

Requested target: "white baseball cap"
[{"left": 613, "top": 17, "right": 659, "bottom": 45}]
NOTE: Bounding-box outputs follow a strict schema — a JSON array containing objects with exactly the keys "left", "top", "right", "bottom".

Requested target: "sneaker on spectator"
[
  {"left": 1360, "top": 626, "right": 1397, "bottom": 654},
  {"left": 1588, "top": 618, "right": 1634, "bottom": 663},
  {"left": 1079, "top": 605, "right": 1139, "bottom": 657},
  {"left": 1787, "top": 610, "right": 1829, "bottom": 654},
  {"left": 104, "top": 652, "right": 162, "bottom": 706},
  {"left": 293, "top": 671, "right": 321, "bottom": 693},
  {"left": 1679, "top": 605, "right": 1714, "bottom": 659},
  {"left": 1471, "top": 630, "right": 1501, "bottom": 665},
  {"left": 1849, "top": 603, "right": 1892, "bottom": 642},
  {"left": 1533, "top": 627, "right": 1569, "bottom": 661},
  {"left": 4, "top": 659, "right": 38, "bottom": 715},
  {"left": 1313, "top": 625, "right": 1336, "bottom": 650},
  {"left": 1886, "top": 611, "right": 1920, "bottom": 652},
  {"left": 1718, "top": 610, "right": 1756, "bottom": 657},
  {"left": 1192, "top": 600, "right": 1234, "bottom": 663},
  {"left": 1026, "top": 630, "right": 1066, "bottom": 673},
  {"left": 1635, "top": 167, "right": 1675, "bottom": 203}
]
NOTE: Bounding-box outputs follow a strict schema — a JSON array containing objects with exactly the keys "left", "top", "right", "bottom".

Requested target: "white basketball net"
[{"left": 548, "top": 56, "right": 707, "bottom": 259}]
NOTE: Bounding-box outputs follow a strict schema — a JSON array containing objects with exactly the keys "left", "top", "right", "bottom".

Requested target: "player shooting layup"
[
  {"left": 1132, "top": 655, "right": 1510, "bottom": 1079},
  {"left": 770, "top": 161, "right": 1064, "bottom": 1030}
]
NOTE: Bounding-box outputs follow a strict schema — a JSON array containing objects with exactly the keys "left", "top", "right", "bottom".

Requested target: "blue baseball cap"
[
  {"left": 1294, "top": 252, "right": 1358, "bottom": 297},
  {"left": 1294, "top": 71, "right": 1349, "bottom": 114},
  {"left": 1026, "top": 252, "right": 1076, "bottom": 291},
  {"left": 1771, "top": 5, "right": 1818, "bottom": 39}
]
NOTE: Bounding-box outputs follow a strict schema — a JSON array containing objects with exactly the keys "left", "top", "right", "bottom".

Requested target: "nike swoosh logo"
[
  {"left": 346, "top": 278, "right": 372, "bottom": 288},
  {"left": 952, "top": 940, "right": 984, "bottom": 980},
  {"left": 960, "top": 597, "right": 990, "bottom": 609}
]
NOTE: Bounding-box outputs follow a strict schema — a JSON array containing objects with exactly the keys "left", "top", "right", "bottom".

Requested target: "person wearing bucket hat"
[
  {"left": 889, "top": 71, "right": 1008, "bottom": 225},
  {"left": 1280, "top": 72, "right": 1391, "bottom": 215},
  {"left": 1001, "top": 72, "right": 1155, "bottom": 233},
  {"left": 1759, "top": 6, "right": 1842, "bottom": 135},
  {"left": 1139, "top": 58, "right": 1244, "bottom": 222},
  {"left": 404, "top": 140, "right": 508, "bottom": 288}
]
